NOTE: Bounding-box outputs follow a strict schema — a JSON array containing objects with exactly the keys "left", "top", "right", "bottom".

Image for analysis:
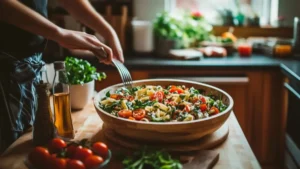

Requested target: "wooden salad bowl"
[{"left": 94, "top": 79, "right": 234, "bottom": 143}]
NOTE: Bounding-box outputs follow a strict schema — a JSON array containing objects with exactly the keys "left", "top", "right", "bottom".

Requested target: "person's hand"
[
  {"left": 54, "top": 28, "right": 113, "bottom": 65},
  {"left": 106, "top": 30, "right": 124, "bottom": 63}
]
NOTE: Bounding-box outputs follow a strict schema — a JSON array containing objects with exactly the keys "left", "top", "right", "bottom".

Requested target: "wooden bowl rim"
[{"left": 94, "top": 79, "right": 234, "bottom": 125}]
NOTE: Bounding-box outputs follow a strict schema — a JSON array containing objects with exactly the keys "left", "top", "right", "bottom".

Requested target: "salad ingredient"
[
  {"left": 133, "top": 109, "right": 146, "bottom": 120},
  {"left": 100, "top": 85, "right": 227, "bottom": 122}
]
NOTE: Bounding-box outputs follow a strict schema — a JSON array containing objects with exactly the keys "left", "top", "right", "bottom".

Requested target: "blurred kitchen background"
[{"left": 42, "top": 1, "right": 300, "bottom": 169}]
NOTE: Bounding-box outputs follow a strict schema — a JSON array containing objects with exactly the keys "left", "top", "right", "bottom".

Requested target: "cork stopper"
[{"left": 54, "top": 61, "right": 65, "bottom": 70}]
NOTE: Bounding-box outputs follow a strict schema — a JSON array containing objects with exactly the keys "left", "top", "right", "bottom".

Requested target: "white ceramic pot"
[{"left": 70, "top": 80, "right": 95, "bottom": 110}]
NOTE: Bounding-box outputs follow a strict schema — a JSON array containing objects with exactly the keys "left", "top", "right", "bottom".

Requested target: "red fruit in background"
[
  {"left": 66, "top": 144, "right": 77, "bottom": 158},
  {"left": 48, "top": 138, "right": 67, "bottom": 154},
  {"left": 92, "top": 142, "right": 108, "bottom": 159},
  {"left": 84, "top": 155, "right": 104, "bottom": 169},
  {"left": 28, "top": 146, "right": 50, "bottom": 169},
  {"left": 48, "top": 154, "right": 67, "bottom": 169},
  {"left": 74, "top": 146, "right": 93, "bottom": 161},
  {"left": 66, "top": 159, "right": 86, "bottom": 169}
]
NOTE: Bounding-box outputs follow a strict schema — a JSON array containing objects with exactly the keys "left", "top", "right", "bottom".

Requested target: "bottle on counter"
[
  {"left": 33, "top": 69, "right": 56, "bottom": 146},
  {"left": 52, "top": 61, "right": 74, "bottom": 140}
]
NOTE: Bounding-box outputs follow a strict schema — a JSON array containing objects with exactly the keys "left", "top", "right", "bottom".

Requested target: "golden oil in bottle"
[
  {"left": 52, "top": 61, "right": 74, "bottom": 140},
  {"left": 53, "top": 92, "right": 74, "bottom": 139}
]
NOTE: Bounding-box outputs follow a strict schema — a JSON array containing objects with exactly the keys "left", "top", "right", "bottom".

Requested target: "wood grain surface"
[
  {"left": 0, "top": 100, "right": 260, "bottom": 169},
  {"left": 102, "top": 121, "right": 229, "bottom": 152}
]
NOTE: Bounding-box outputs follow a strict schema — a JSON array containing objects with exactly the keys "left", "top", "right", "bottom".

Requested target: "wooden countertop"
[{"left": 0, "top": 100, "right": 261, "bottom": 169}]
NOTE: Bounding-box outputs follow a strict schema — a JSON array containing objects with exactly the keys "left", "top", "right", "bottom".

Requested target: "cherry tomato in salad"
[
  {"left": 200, "top": 104, "right": 207, "bottom": 111},
  {"left": 66, "top": 159, "right": 86, "bottom": 169},
  {"left": 110, "top": 94, "right": 123, "bottom": 100},
  {"left": 92, "top": 142, "right": 108, "bottom": 158},
  {"left": 169, "top": 87, "right": 184, "bottom": 94},
  {"left": 28, "top": 146, "right": 50, "bottom": 169},
  {"left": 48, "top": 138, "right": 67, "bottom": 154},
  {"left": 128, "top": 116, "right": 135, "bottom": 120},
  {"left": 84, "top": 155, "right": 104, "bottom": 169},
  {"left": 118, "top": 110, "right": 133, "bottom": 118},
  {"left": 200, "top": 96, "right": 206, "bottom": 104},
  {"left": 150, "top": 91, "right": 164, "bottom": 102},
  {"left": 74, "top": 146, "right": 93, "bottom": 161},
  {"left": 183, "top": 105, "right": 191, "bottom": 112},
  {"left": 133, "top": 109, "right": 146, "bottom": 120},
  {"left": 209, "top": 106, "right": 220, "bottom": 115}
]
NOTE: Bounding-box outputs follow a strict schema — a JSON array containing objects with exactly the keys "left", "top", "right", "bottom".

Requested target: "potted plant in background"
[
  {"left": 153, "top": 12, "right": 183, "bottom": 56},
  {"left": 65, "top": 56, "right": 106, "bottom": 110}
]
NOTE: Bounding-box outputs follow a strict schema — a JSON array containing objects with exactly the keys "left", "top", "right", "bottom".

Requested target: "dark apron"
[{"left": 0, "top": 52, "right": 45, "bottom": 153}]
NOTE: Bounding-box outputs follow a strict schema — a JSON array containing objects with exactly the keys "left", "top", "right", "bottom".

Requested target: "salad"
[{"left": 99, "top": 85, "right": 227, "bottom": 122}]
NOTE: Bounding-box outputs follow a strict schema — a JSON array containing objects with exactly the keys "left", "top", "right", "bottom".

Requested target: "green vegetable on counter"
[
  {"left": 65, "top": 56, "right": 106, "bottom": 85},
  {"left": 123, "top": 147, "right": 182, "bottom": 169}
]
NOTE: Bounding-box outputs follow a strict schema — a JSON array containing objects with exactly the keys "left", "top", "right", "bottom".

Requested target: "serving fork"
[{"left": 95, "top": 47, "right": 133, "bottom": 88}]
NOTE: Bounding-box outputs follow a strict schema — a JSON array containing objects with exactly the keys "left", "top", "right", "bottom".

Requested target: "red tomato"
[
  {"left": 126, "top": 95, "right": 134, "bottom": 101},
  {"left": 183, "top": 105, "right": 191, "bottom": 112},
  {"left": 74, "top": 147, "right": 93, "bottom": 161},
  {"left": 48, "top": 138, "right": 67, "bottom": 154},
  {"left": 28, "top": 147, "right": 50, "bottom": 169},
  {"left": 200, "top": 104, "right": 207, "bottom": 111},
  {"left": 110, "top": 94, "right": 123, "bottom": 100},
  {"left": 200, "top": 97, "right": 206, "bottom": 104},
  {"left": 66, "top": 159, "right": 86, "bottom": 169},
  {"left": 169, "top": 87, "right": 184, "bottom": 94},
  {"left": 128, "top": 116, "right": 135, "bottom": 120},
  {"left": 84, "top": 155, "right": 104, "bottom": 169},
  {"left": 48, "top": 155, "right": 67, "bottom": 169},
  {"left": 133, "top": 109, "right": 146, "bottom": 120},
  {"left": 118, "top": 110, "right": 133, "bottom": 118},
  {"left": 66, "top": 145, "right": 77, "bottom": 158},
  {"left": 150, "top": 91, "right": 164, "bottom": 102},
  {"left": 166, "top": 100, "right": 176, "bottom": 106},
  {"left": 209, "top": 106, "right": 220, "bottom": 115},
  {"left": 92, "top": 142, "right": 108, "bottom": 158}
]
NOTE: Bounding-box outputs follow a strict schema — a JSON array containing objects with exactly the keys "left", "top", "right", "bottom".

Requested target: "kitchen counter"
[
  {"left": 93, "top": 54, "right": 300, "bottom": 81},
  {"left": 0, "top": 100, "right": 260, "bottom": 169}
]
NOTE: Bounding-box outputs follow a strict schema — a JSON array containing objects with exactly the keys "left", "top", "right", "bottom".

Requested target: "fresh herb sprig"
[{"left": 123, "top": 147, "right": 182, "bottom": 169}]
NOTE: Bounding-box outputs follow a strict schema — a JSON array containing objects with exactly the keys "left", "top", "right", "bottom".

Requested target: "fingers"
[
  {"left": 92, "top": 44, "right": 113, "bottom": 65},
  {"left": 113, "top": 48, "right": 124, "bottom": 63}
]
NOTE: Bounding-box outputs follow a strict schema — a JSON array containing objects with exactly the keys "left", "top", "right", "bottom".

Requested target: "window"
[{"left": 166, "top": 0, "right": 279, "bottom": 26}]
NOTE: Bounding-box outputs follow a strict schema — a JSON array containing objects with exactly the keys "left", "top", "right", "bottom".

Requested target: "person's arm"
[
  {"left": 58, "top": 0, "right": 124, "bottom": 63},
  {"left": 0, "top": 0, "right": 113, "bottom": 64}
]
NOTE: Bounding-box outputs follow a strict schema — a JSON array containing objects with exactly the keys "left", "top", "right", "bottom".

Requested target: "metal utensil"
[{"left": 96, "top": 47, "right": 133, "bottom": 88}]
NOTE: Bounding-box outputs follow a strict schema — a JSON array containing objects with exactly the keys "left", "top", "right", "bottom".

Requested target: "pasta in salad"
[{"left": 99, "top": 85, "right": 228, "bottom": 122}]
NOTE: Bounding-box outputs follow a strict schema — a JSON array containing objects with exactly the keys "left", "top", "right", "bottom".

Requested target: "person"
[{"left": 0, "top": 0, "right": 124, "bottom": 152}]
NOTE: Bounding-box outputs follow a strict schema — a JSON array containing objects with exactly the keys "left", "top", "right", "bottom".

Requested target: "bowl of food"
[
  {"left": 25, "top": 138, "right": 111, "bottom": 169},
  {"left": 94, "top": 79, "right": 233, "bottom": 143}
]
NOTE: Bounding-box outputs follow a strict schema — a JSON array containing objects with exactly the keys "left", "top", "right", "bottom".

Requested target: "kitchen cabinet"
[{"left": 95, "top": 68, "right": 285, "bottom": 169}]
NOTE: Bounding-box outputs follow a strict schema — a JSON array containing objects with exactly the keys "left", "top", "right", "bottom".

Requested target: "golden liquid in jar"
[{"left": 53, "top": 93, "right": 74, "bottom": 139}]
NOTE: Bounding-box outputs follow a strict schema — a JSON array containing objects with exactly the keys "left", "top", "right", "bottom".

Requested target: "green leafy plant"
[
  {"left": 153, "top": 11, "right": 213, "bottom": 48},
  {"left": 65, "top": 56, "right": 106, "bottom": 85},
  {"left": 123, "top": 147, "right": 182, "bottom": 169}
]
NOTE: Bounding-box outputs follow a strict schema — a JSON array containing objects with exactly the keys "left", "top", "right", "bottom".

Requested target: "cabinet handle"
[{"left": 284, "top": 83, "right": 300, "bottom": 100}]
